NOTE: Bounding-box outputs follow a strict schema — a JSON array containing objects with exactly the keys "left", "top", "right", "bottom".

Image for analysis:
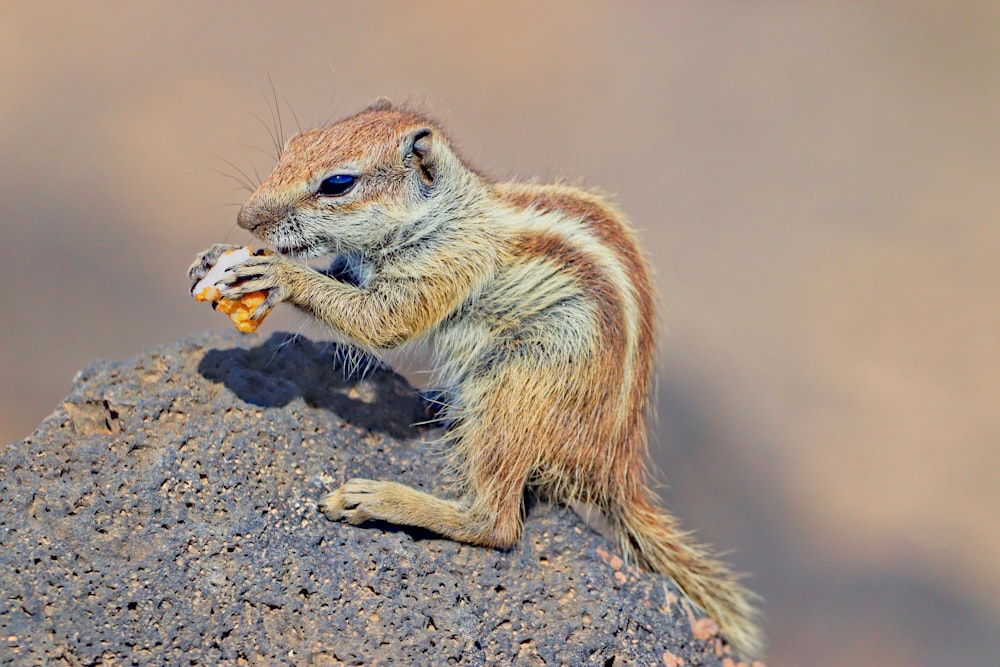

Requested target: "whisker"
[
  {"left": 266, "top": 72, "right": 285, "bottom": 156},
  {"left": 283, "top": 95, "right": 303, "bottom": 135},
  {"left": 219, "top": 157, "right": 260, "bottom": 190},
  {"left": 209, "top": 167, "right": 253, "bottom": 193},
  {"left": 249, "top": 111, "right": 281, "bottom": 161},
  {"left": 222, "top": 222, "right": 243, "bottom": 244},
  {"left": 242, "top": 143, "right": 279, "bottom": 162}
]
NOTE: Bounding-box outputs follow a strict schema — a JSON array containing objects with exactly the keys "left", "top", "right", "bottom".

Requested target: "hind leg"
[
  {"left": 320, "top": 474, "right": 526, "bottom": 549},
  {"left": 322, "top": 362, "right": 546, "bottom": 549}
]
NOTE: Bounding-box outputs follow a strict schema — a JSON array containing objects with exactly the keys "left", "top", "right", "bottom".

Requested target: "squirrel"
[{"left": 188, "top": 98, "right": 762, "bottom": 657}]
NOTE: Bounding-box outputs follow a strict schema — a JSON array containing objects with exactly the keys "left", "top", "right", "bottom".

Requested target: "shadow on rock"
[{"left": 197, "top": 332, "right": 426, "bottom": 439}]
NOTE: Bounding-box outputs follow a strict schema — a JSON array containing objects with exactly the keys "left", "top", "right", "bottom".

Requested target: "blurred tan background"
[{"left": 2, "top": 2, "right": 998, "bottom": 664}]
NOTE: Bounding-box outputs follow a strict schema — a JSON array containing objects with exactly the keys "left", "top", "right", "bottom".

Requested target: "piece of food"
[{"left": 191, "top": 246, "right": 273, "bottom": 333}]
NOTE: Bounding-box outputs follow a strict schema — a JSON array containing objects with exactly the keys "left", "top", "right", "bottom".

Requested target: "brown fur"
[{"left": 188, "top": 101, "right": 763, "bottom": 657}]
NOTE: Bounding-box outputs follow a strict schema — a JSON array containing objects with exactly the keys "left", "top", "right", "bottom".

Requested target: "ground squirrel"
[{"left": 188, "top": 99, "right": 762, "bottom": 656}]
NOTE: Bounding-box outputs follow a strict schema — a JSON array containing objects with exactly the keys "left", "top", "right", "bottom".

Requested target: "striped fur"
[{"left": 199, "top": 101, "right": 762, "bottom": 657}]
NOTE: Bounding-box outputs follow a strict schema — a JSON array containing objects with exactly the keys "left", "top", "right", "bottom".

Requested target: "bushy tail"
[{"left": 611, "top": 494, "right": 763, "bottom": 658}]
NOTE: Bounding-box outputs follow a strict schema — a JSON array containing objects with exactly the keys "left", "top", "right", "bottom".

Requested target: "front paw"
[
  {"left": 218, "top": 255, "right": 293, "bottom": 319},
  {"left": 187, "top": 243, "right": 244, "bottom": 285}
]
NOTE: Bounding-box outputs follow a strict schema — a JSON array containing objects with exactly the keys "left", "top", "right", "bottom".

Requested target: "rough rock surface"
[{"left": 0, "top": 331, "right": 750, "bottom": 666}]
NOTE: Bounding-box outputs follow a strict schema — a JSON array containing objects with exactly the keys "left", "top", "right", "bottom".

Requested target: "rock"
[{"left": 0, "top": 331, "right": 745, "bottom": 666}]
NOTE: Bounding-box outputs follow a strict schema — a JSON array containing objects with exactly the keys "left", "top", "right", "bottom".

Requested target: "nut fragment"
[{"left": 192, "top": 246, "right": 273, "bottom": 333}]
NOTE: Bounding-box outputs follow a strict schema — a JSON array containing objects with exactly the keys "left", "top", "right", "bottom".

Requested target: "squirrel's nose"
[
  {"left": 236, "top": 205, "right": 259, "bottom": 231},
  {"left": 237, "top": 201, "right": 292, "bottom": 232}
]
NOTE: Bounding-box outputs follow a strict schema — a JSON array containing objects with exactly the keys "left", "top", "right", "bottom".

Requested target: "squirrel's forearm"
[{"left": 282, "top": 261, "right": 474, "bottom": 349}]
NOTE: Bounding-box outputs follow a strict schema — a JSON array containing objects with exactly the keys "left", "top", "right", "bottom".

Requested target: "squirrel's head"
[{"left": 237, "top": 99, "right": 480, "bottom": 258}]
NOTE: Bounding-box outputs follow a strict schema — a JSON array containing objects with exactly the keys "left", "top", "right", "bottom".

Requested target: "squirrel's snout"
[
  {"left": 236, "top": 205, "right": 260, "bottom": 232},
  {"left": 237, "top": 201, "right": 291, "bottom": 233},
  {"left": 236, "top": 205, "right": 256, "bottom": 231}
]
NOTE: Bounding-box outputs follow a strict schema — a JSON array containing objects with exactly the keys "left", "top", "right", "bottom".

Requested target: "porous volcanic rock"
[{"left": 0, "top": 331, "right": 747, "bottom": 666}]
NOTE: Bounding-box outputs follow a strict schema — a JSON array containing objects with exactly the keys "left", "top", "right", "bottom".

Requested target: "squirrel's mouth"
[{"left": 275, "top": 242, "right": 315, "bottom": 257}]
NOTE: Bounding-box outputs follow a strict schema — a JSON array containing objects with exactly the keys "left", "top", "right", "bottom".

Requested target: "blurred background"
[{"left": 2, "top": 2, "right": 998, "bottom": 664}]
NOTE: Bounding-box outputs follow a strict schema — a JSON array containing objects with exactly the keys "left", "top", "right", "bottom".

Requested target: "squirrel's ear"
[
  {"left": 401, "top": 127, "right": 435, "bottom": 185},
  {"left": 366, "top": 97, "right": 393, "bottom": 112}
]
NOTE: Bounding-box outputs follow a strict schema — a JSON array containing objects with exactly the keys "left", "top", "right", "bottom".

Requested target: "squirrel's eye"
[{"left": 318, "top": 174, "right": 356, "bottom": 196}]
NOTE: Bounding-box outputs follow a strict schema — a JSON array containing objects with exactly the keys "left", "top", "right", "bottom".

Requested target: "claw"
[
  {"left": 187, "top": 243, "right": 244, "bottom": 284},
  {"left": 251, "top": 291, "right": 280, "bottom": 320}
]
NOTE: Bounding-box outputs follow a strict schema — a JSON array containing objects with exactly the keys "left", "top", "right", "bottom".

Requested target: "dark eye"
[{"left": 317, "top": 174, "right": 356, "bottom": 196}]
